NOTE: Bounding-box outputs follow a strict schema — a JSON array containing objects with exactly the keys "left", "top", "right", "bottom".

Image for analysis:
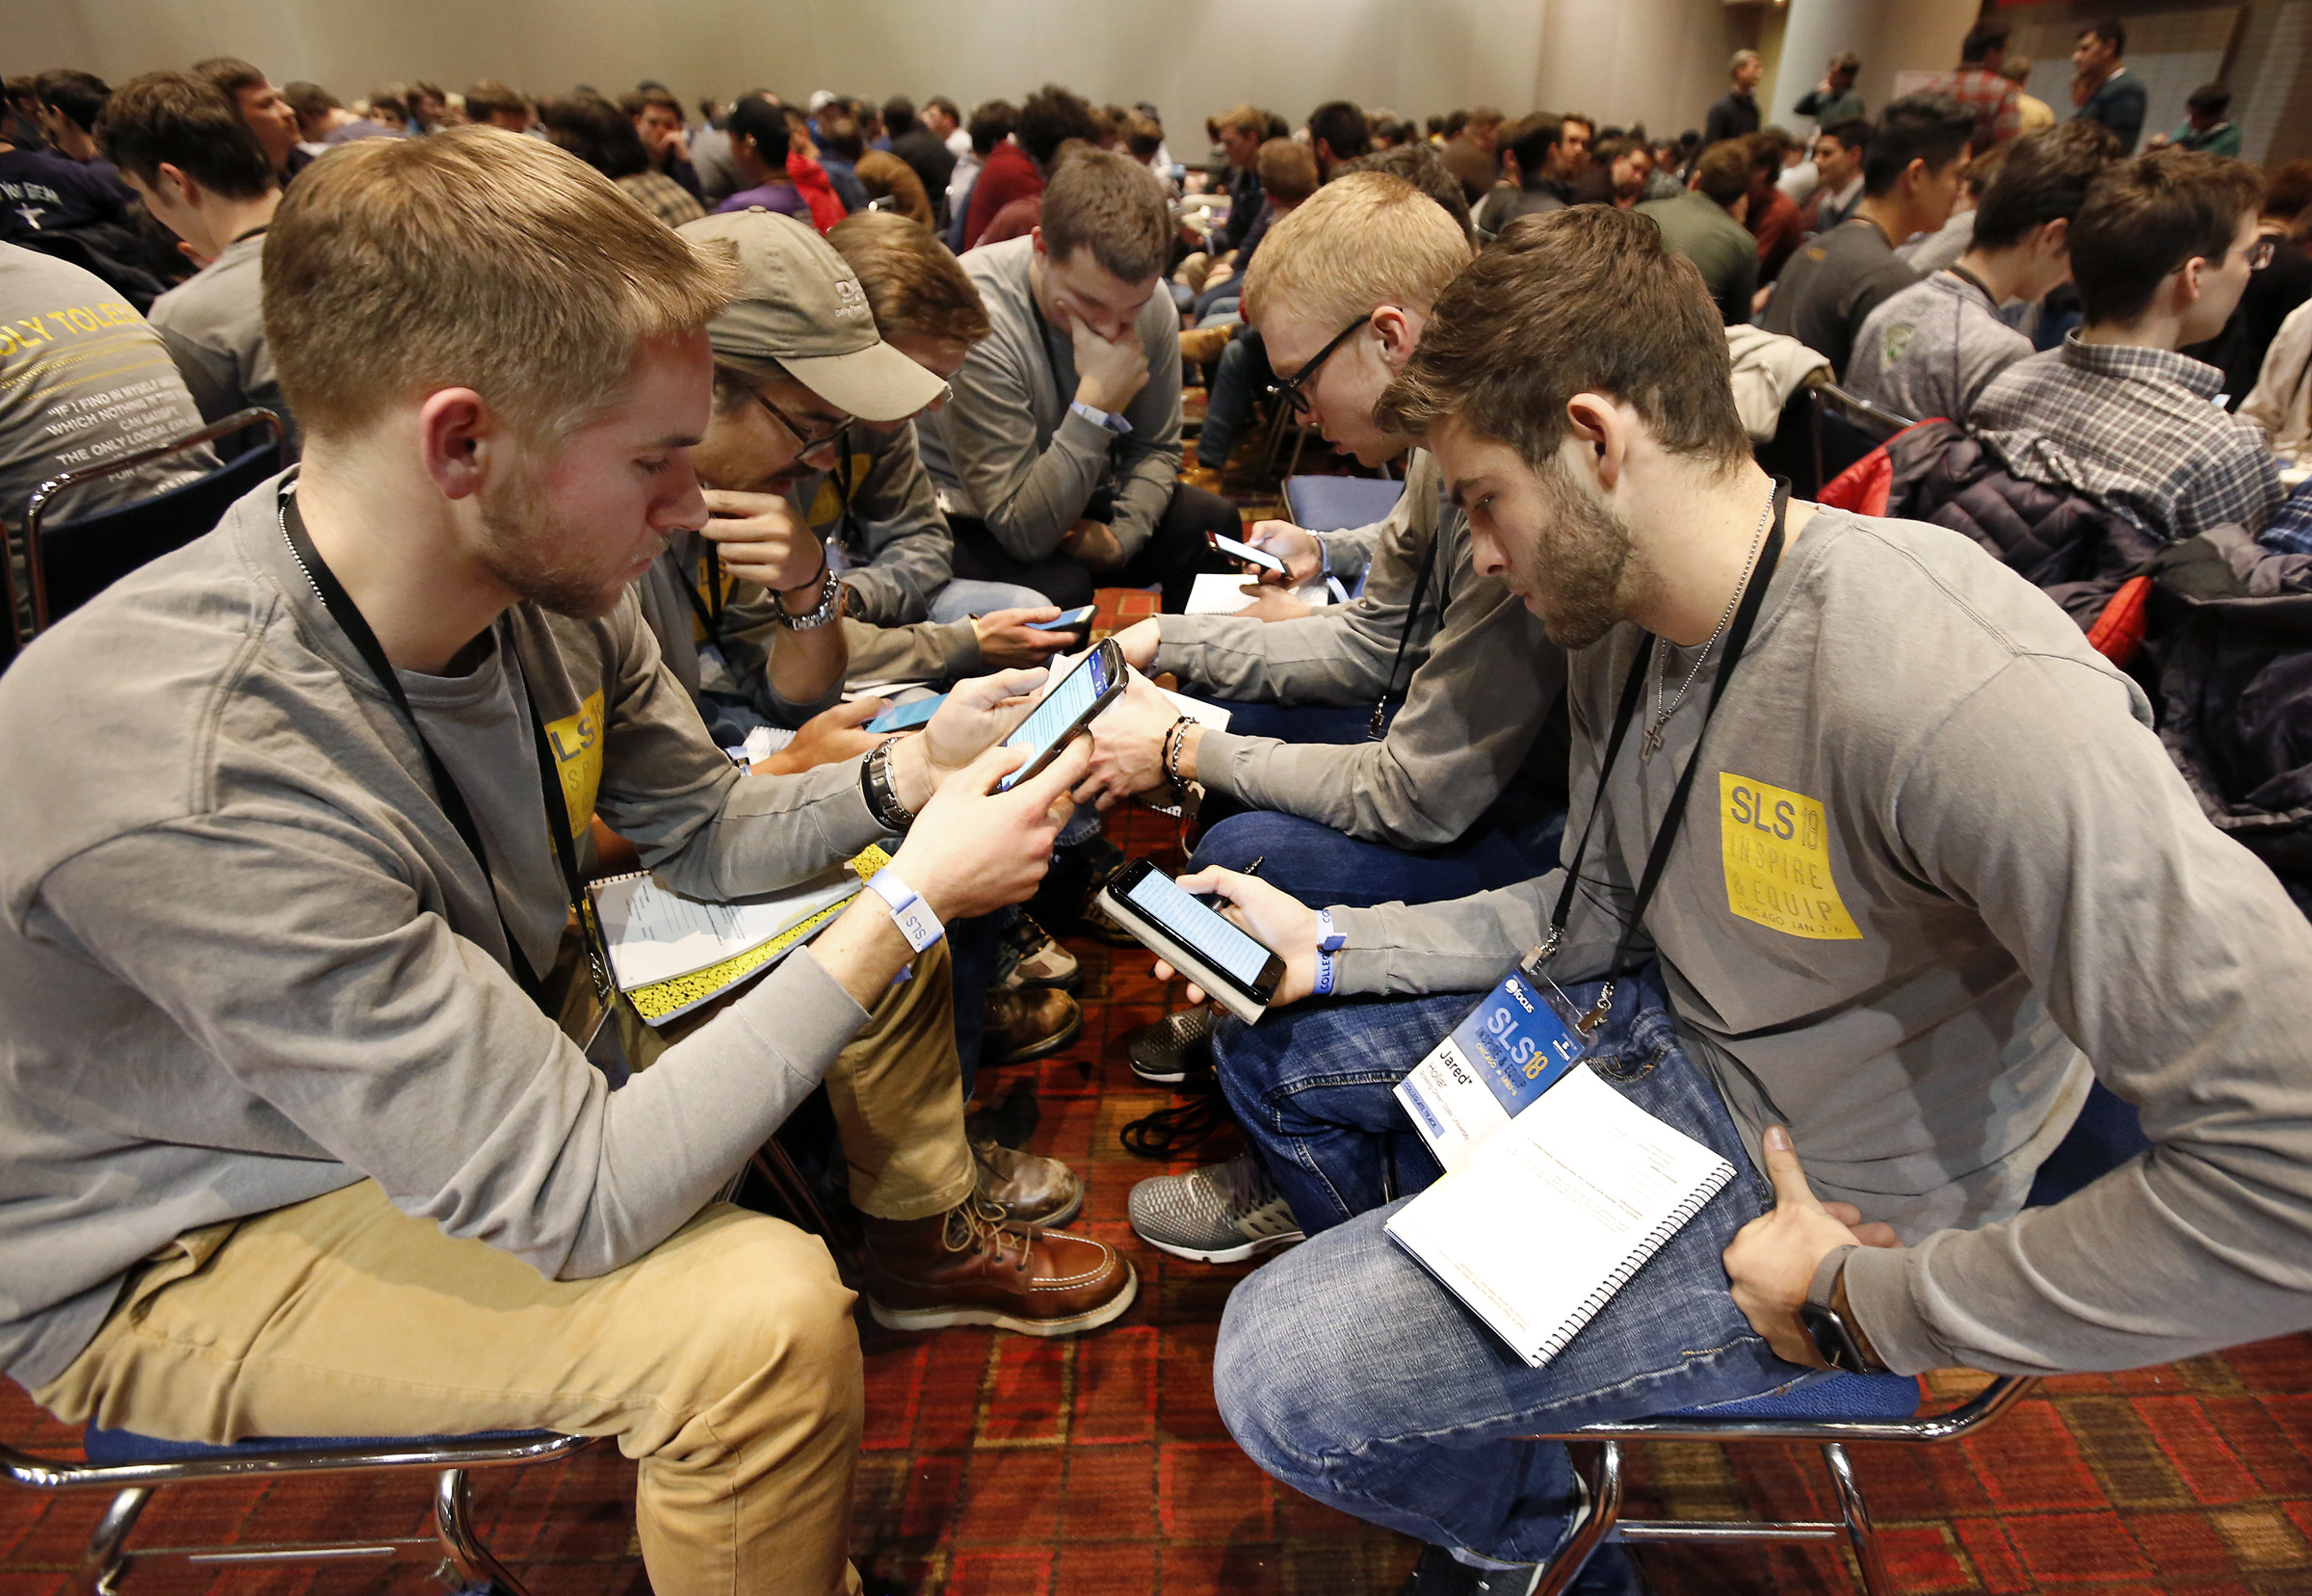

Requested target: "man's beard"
[
  {"left": 1516, "top": 457, "right": 1658, "bottom": 651},
  {"left": 476, "top": 461, "right": 634, "bottom": 621}
]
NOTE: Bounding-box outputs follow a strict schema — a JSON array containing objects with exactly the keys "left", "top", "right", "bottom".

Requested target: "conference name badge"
[{"left": 1396, "top": 949, "right": 1592, "bottom": 1171}]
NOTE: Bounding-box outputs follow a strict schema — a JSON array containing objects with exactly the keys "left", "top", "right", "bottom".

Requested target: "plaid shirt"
[
  {"left": 1916, "top": 67, "right": 2021, "bottom": 147},
  {"left": 1971, "top": 334, "right": 2285, "bottom": 541},
  {"left": 617, "top": 170, "right": 706, "bottom": 229}
]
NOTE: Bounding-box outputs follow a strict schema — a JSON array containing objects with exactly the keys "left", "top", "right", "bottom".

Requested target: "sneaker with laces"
[
  {"left": 998, "top": 914, "right": 1080, "bottom": 992},
  {"left": 1127, "top": 1152, "right": 1303, "bottom": 1264},
  {"left": 1128, "top": 1006, "right": 1215, "bottom": 1085}
]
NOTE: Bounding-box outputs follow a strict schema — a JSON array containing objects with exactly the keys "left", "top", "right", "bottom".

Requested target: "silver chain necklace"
[{"left": 1641, "top": 488, "right": 1774, "bottom": 759}]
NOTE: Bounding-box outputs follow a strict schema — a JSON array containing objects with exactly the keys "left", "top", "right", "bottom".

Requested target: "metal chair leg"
[
  {"left": 77, "top": 1486, "right": 149, "bottom": 1595},
  {"left": 1822, "top": 1442, "right": 1892, "bottom": 1596},
  {"left": 433, "top": 1467, "right": 529, "bottom": 1596},
  {"left": 1533, "top": 1441, "right": 1623, "bottom": 1596}
]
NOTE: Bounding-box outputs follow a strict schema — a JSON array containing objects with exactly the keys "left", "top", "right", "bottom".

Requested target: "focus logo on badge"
[{"left": 1396, "top": 955, "right": 1589, "bottom": 1170}]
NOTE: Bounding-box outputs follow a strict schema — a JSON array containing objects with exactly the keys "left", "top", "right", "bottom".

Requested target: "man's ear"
[
  {"left": 2036, "top": 217, "right": 2071, "bottom": 257},
  {"left": 1563, "top": 392, "right": 1626, "bottom": 490},
  {"left": 1900, "top": 155, "right": 1927, "bottom": 196},
  {"left": 416, "top": 388, "right": 495, "bottom": 502},
  {"left": 1029, "top": 225, "right": 1047, "bottom": 263},
  {"left": 154, "top": 161, "right": 197, "bottom": 208},
  {"left": 1372, "top": 304, "right": 1418, "bottom": 371},
  {"left": 2174, "top": 253, "right": 2209, "bottom": 312}
]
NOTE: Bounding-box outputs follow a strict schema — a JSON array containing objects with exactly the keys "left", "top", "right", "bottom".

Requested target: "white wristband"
[{"left": 865, "top": 869, "right": 944, "bottom": 953}]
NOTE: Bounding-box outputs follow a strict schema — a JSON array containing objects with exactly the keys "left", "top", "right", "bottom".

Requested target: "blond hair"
[
  {"left": 1242, "top": 171, "right": 1471, "bottom": 330},
  {"left": 263, "top": 126, "right": 739, "bottom": 447}
]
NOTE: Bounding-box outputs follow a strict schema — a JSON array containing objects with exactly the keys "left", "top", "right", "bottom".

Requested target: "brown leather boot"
[
  {"left": 973, "top": 1138, "right": 1083, "bottom": 1227},
  {"left": 859, "top": 1200, "right": 1136, "bottom": 1337},
  {"left": 984, "top": 988, "right": 1081, "bottom": 1064}
]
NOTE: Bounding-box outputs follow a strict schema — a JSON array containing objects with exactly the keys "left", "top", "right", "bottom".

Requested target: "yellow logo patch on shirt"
[
  {"left": 805, "top": 454, "right": 875, "bottom": 534},
  {"left": 542, "top": 690, "right": 604, "bottom": 837},
  {"left": 1719, "top": 772, "right": 1861, "bottom": 941}
]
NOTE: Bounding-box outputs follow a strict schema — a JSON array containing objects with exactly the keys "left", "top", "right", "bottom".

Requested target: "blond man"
[
  {"left": 0, "top": 128, "right": 1135, "bottom": 1596},
  {"left": 1086, "top": 173, "right": 1569, "bottom": 1263}
]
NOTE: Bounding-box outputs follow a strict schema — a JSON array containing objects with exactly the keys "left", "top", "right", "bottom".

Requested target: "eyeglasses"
[
  {"left": 1264, "top": 315, "right": 1374, "bottom": 419},
  {"left": 750, "top": 386, "right": 850, "bottom": 460},
  {"left": 2246, "top": 236, "right": 2278, "bottom": 272}
]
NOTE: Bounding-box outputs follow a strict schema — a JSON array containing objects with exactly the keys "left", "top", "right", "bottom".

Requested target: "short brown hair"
[
  {"left": 1212, "top": 102, "right": 1265, "bottom": 141},
  {"left": 191, "top": 56, "right": 266, "bottom": 99},
  {"left": 263, "top": 126, "right": 738, "bottom": 448},
  {"left": 465, "top": 80, "right": 529, "bottom": 121},
  {"left": 1243, "top": 170, "right": 1472, "bottom": 330},
  {"left": 1375, "top": 206, "right": 1747, "bottom": 473},
  {"left": 2264, "top": 159, "right": 2312, "bottom": 225},
  {"left": 2070, "top": 149, "right": 2265, "bottom": 324},
  {"left": 828, "top": 212, "right": 992, "bottom": 345},
  {"left": 1692, "top": 140, "right": 1750, "bottom": 207},
  {"left": 98, "top": 72, "right": 276, "bottom": 200},
  {"left": 1255, "top": 138, "right": 1319, "bottom": 206},
  {"left": 1038, "top": 145, "right": 1172, "bottom": 284}
]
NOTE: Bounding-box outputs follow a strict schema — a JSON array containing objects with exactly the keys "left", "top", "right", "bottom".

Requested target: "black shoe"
[{"left": 1128, "top": 1006, "right": 1215, "bottom": 1085}]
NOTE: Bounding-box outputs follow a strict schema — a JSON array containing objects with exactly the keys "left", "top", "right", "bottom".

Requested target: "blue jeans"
[
  {"left": 1196, "top": 328, "right": 1270, "bottom": 470},
  {"left": 927, "top": 579, "right": 1049, "bottom": 625},
  {"left": 1200, "top": 697, "right": 1377, "bottom": 746},
  {"left": 1190, "top": 803, "right": 1565, "bottom": 909},
  {"left": 1211, "top": 967, "right": 1804, "bottom": 1565}
]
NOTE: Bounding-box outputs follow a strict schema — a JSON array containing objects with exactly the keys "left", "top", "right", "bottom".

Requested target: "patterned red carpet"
[{"left": 5, "top": 591, "right": 2311, "bottom": 1594}]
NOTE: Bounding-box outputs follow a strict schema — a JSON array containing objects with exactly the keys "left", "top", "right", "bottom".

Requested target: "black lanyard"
[
  {"left": 1369, "top": 513, "right": 1444, "bottom": 739},
  {"left": 681, "top": 541, "right": 725, "bottom": 646},
  {"left": 1545, "top": 481, "right": 1789, "bottom": 1031},
  {"left": 277, "top": 486, "right": 616, "bottom": 1011}
]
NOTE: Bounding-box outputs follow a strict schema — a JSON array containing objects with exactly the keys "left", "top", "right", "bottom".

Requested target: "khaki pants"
[{"left": 34, "top": 944, "right": 972, "bottom": 1596}]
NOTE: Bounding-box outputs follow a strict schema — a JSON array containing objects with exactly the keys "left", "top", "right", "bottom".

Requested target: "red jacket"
[
  {"left": 786, "top": 152, "right": 847, "bottom": 233},
  {"left": 965, "top": 141, "right": 1043, "bottom": 249}
]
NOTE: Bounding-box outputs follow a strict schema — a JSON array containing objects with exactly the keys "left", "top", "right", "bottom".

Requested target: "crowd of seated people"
[{"left": 5, "top": 35, "right": 2312, "bottom": 1596}]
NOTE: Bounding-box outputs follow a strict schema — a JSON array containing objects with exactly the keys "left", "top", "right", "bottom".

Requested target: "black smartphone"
[
  {"left": 996, "top": 638, "right": 1125, "bottom": 791},
  {"left": 1094, "top": 858, "right": 1285, "bottom": 1025}
]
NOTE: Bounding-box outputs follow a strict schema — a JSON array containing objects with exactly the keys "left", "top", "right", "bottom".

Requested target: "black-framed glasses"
[
  {"left": 751, "top": 386, "right": 849, "bottom": 460},
  {"left": 1264, "top": 315, "right": 1373, "bottom": 418}
]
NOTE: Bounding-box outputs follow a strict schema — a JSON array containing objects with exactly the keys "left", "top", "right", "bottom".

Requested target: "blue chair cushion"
[
  {"left": 1283, "top": 475, "right": 1404, "bottom": 534},
  {"left": 84, "top": 1423, "right": 560, "bottom": 1465},
  {"left": 1661, "top": 1371, "right": 1922, "bottom": 1422}
]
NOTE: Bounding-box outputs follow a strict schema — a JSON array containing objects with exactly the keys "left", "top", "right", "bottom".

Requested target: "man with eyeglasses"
[
  {"left": 1072, "top": 174, "right": 1573, "bottom": 1267},
  {"left": 1970, "top": 149, "right": 2284, "bottom": 541}
]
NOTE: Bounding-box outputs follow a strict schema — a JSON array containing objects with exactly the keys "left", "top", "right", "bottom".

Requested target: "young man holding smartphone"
[
  {"left": 1145, "top": 205, "right": 2312, "bottom": 1596},
  {"left": 0, "top": 128, "right": 1134, "bottom": 1596}
]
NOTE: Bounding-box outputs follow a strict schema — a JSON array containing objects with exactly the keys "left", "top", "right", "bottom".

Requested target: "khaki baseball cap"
[{"left": 678, "top": 209, "right": 945, "bottom": 423}]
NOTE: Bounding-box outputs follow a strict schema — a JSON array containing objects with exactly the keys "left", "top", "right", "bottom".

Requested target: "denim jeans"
[
  {"left": 1199, "top": 696, "right": 1377, "bottom": 746},
  {"left": 1211, "top": 966, "right": 1805, "bottom": 1566},
  {"left": 1196, "top": 328, "right": 1271, "bottom": 470},
  {"left": 926, "top": 579, "right": 1050, "bottom": 625},
  {"left": 1189, "top": 802, "right": 1565, "bottom": 909}
]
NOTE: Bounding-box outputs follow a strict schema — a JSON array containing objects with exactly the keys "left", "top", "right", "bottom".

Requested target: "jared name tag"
[{"left": 1396, "top": 952, "right": 1590, "bottom": 1170}]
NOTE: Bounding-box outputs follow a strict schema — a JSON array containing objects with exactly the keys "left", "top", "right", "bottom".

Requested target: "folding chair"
[
  {"left": 1810, "top": 384, "right": 1915, "bottom": 500},
  {"left": 1531, "top": 1079, "right": 2149, "bottom": 1596},
  {"left": 2, "top": 1418, "right": 591, "bottom": 1594},
  {"left": 7, "top": 407, "right": 285, "bottom": 650}
]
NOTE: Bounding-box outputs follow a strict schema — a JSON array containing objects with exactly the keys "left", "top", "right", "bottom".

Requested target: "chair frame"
[
  {"left": 1532, "top": 1374, "right": 2039, "bottom": 1596},
  {"left": 7, "top": 407, "right": 283, "bottom": 645},
  {"left": 1808, "top": 383, "right": 1916, "bottom": 497},
  {"left": 2, "top": 1426, "right": 591, "bottom": 1595}
]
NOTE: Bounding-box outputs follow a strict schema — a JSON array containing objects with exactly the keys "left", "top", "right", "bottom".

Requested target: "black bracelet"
[{"left": 1161, "top": 716, "right": 1194, "bottom": 799}]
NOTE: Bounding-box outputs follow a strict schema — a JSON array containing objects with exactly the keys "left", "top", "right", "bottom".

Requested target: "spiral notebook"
[{"left": 1383, "top": 1065, "right": 1735, "bottom": 1369}]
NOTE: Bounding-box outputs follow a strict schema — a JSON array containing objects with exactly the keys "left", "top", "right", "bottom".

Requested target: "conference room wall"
[{"left": 12, "top": 0, "right": 1750, "bottom": 152}]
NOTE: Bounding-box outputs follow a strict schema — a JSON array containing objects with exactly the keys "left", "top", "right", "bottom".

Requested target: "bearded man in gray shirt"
[
  {"left": 0, "top": 128, "right": 1135, "bottom": 1596},
  {"left": 1143, "top": 206, "right": 2312, "bottom": 1596}
]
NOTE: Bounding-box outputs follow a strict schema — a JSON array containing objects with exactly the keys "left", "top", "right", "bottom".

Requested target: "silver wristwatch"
[
  {"left": 774, "top": 563, "right": 841, "bottom": 630},
  {"left": 860, "top": 739, "right": 916, "bottom": 832}
]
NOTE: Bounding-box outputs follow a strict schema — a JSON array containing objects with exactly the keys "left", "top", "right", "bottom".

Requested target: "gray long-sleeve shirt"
[
  {"left": 1330, "top": 505, "right": 2312, "bottom": 1376},
  {"left": 1156, "top": 451, "right": 1567, "bottom": 848},
  {"left": 794, "top": 421, "right": 956, "bottom": 627},
  {"left": 147, "top": 233, "right": 297, "bottom": 455},
  {"left": 0, "top": 478, "right": 893, "bottom": 1387},
  {"left": 916, "top": 236, "right": 1183, "bottom": 563},
  {"left": 634, "top": 528, "right": 844, "bottom": 732}
]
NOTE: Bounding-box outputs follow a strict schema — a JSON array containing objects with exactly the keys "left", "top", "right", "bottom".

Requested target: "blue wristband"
[{"left": 1313, "top": 909, "right": 1345, "bottom": 996}]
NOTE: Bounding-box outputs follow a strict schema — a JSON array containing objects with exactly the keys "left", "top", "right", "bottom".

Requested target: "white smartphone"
[
  {"left": 1095, "top": 860, "right": 1285, "bottom": 1026},
  {"left": 1212, "top": 533, "right": 1288, "bottom": 575}
]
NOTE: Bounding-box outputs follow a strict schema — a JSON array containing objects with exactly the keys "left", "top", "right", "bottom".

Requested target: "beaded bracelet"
[{"left": 1161, "top": 715, "right": 1195, "bottom": 801}]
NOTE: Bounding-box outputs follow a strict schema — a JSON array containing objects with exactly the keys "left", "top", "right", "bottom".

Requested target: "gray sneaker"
[{"left": 1128, "top": 1152, "right": 1303, "bottom": 1264}]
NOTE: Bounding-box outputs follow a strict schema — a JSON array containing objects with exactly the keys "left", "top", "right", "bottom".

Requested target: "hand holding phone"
[
  {"left": 996, "top": 639, "right": 1126, "bottom": 791},
  {"left": 864, "top": 694, "right": 945, "bottom": 734},
  {"left": 1212, "top": 532, "right": 1288, "bottom": 576},
  {"left": 1028, "top": 604, "right": 1098, "bottom": 632},
  {"left": 1097, "top": 860, "right": 1293, "bottom": 1024}
]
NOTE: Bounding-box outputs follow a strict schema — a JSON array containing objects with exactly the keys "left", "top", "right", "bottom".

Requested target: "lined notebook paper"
[
  {"left": 1384, "top": 1066, "right": 1735, "bottom": 1368},
  {"left": 589, "top": 846, "right": 889, "bottom": 1026}
]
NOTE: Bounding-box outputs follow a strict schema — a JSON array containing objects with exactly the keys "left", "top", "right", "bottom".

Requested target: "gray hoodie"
[{"left": 0, "top": 477, "right": 889, "bottom": 1386}]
